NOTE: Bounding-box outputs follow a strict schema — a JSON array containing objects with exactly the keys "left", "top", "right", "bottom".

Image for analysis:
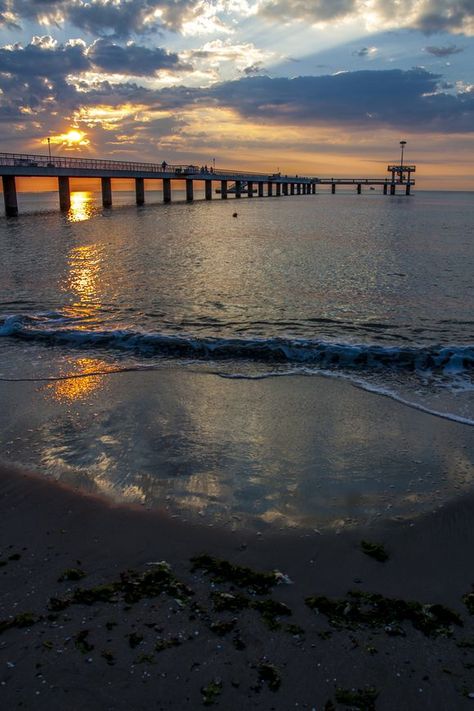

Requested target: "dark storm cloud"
[
  {"left": 0, "top": 38, "right": 89, "bottom": 78},
  {"left": 1, "top": 0, "right": 206, "bottom": 38},
  {"left": 424, "top": 44, "right": 464, "bottom": 56},
  {"left": 196, "top": 69, "right": 474, "bottom": 133},
  {"left": 87, "top": 39, "right": 190, "bottom": 74}
]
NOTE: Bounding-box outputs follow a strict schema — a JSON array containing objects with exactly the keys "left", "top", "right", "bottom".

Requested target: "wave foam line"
[{"left": 1, "top": 313, "right": 474, "bottom": 374}]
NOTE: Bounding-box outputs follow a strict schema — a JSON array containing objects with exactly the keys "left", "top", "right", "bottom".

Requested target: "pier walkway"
[{"left": 0, "top": 152, "right": 415, "bottom": 216}]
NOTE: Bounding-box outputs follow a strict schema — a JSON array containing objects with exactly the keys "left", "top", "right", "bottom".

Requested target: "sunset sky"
[{"left": 0, "top": 1, "right": 473, "bottom": 189}]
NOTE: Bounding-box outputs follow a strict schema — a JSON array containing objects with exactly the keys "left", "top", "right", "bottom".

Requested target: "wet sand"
[{"left": 1, "top": 451, "right": 474, "bottom": 710}]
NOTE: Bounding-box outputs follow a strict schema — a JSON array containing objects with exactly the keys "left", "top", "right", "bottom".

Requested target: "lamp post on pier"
[{"left": 400, "top": 140, "right": 406, "bottom": 169}]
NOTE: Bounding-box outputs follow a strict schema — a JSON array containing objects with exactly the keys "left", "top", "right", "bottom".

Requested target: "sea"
[{"left": 0, "top": 188, "right": 473, "bottom": 530}]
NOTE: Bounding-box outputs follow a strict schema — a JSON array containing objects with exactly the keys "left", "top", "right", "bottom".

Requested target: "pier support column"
[
  {"left": 2, "top": 175, "right": 18, "bottom": 217},
  {"left": 276, "top": 183, "right": 281, "bottom": 197},
  {"left": 331, "top": 183, "right": 336, "bottom": 194},
  {"left": 258, "top": 182, "right": 264, "bottom": 198},
  {"left": 290, "top": 183, "right": 295, "bottom": 196},
  {"left": 296, "top": 184, "right": 301, "bottom": 195},
  {"left": 235, "top": 180, "right": 241, "bottom": 198},
  {"left": 282, "top": 183, "right": 288, "bottom": 196},
  {"left": 58, "top": 176, "right": 71, "bottom": 211},
  {"left": 383, "top": 183, "right": 388, "bottom": 195},
  {"left": 357, "top": 183, "right": 362, "bottom": 195},
  {"left": 221, "top": 180, "right": 228, "bottom": 199},
  {"left": 268, "top": 182, "right": 273, "bottom": 197},
  {"left": 186, "top": 179, "right": 194, "bottom": 202},
  {"left": 101, "top": 177, "right": 112, "bottom": 207},
  {"left": 390, "top": 183, "right": 396, "bottom": 195},
  {"left": 163, "top": 178, "right": 171, "bottom": 203},
  {"left": 247, "top": 181, "right": 254, "bottom": 197},
  {"left": 135, "top": 177, "right": 145, "bottom": 206},
  {"left": 406, "top": 183, "right": 411, "bottom": 196},
  {"left": 205, "top": 180, "right": 212, "bottom": 200}
]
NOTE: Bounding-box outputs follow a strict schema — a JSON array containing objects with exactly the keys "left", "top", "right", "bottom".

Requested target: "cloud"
[
  {"left": 193, "top": 69, "right": 474, "bottom": 133},
  {"left": 1, "top": 0, "right": 233, "bottom": 38},
  {"left": 353, "top": 46, "right": 378, "bottom": 58},
  {"left": 424, "top": 44, "right": 464, "bottom": 56},
  {"left": 87, "top": 39, "right": 190, "bottom": 75},
  {"left": 257, "top": 0, "right": 474, "bottom": 36}
]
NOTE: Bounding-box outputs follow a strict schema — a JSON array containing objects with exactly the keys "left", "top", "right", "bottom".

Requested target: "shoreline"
[{"left": 1, "top": 460, "right": 474, "bottom": 709}]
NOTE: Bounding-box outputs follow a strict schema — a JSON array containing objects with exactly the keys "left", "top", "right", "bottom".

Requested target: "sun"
[{"left": 44, "top": 128, "right": 90, "bottom": 150}]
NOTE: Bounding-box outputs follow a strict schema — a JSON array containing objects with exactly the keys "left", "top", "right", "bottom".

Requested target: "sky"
[{"left": 0, "top": 0, "right": 473, "bottom": 189}]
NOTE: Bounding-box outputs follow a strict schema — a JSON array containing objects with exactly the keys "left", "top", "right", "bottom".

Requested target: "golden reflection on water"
[
  {"left": 67, "top": 191, "right": 94, "bottom": 222},
  {"left": 63, "top": 243, "right": 103, "bottom": 321},
  {"left": 45, "top": 357, "right": 107, "bottom": 402}
]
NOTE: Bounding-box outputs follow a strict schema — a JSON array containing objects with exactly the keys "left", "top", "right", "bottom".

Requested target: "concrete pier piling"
[
  {"left": 135, "top": 177, "right": 145, "bottom": 205},
  {"left": 357, "top": 183, "right": 362, "bottom": 194},
  {"left": 220, "top": 180, "right": 228, "bottom": 199},
  {"left": 276, "top": 183, "right": 281, "bottom": 197},
  {"left": 163, "top": 178, "right": 171, "bottom": 203},
  {"left": 390, "top": 183, "right": 396, "bottom": 195},
  {"left": 258, "top": 183, "right": 264, "bottom": 197},
  {"left": 101, "top": 177, "right": 112, "bottom": 207},
  {"left": 406, "top": 183, "right": 411, "bottom": 196},
  {"left": 331, "top": 184, "right": 336, "bottom": 194},
  {"left": 186, "top": 179, "right": 194, "bottom": 202},
  {"left": 205, "top": 180, "right": 212, "bottom": 200},
  {"left": 235, "top": 180, "right": 241, "bottom": 198},
  {"left": 283, "top": 183, "right": 288, "bottom": 196},
  {"left": 290, "top": 184, "right": 295, "bottom": 196},
  {"left": 268, "top": 182, "right": 273, "bottom": 197},
  {"left": 2, "top": 175, "right": 18, "bottom": 217},
  {"left": 58, "top": 176, "right": 71, "bottom": 211},
  {"left": 296, "top": 184, "right": 301, "bottom": 195},
  {"left": 247, "top": 181, "right": 254, "bottom": 197},
  {"left": 383, "top": 183, "right": 388, "bottom": 195}
]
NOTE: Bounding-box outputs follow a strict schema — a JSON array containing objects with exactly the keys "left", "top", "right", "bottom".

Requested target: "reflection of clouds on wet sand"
[{"left": 13, "top": 371, "right": 471, "bottom": 531}]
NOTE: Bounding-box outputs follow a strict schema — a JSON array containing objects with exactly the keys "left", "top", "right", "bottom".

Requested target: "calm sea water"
[{"left": 0, "top": 189, "right": 473, "bottom": 528}]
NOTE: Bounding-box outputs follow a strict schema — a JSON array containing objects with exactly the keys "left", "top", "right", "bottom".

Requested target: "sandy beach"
[{"left": 1, "top": 375, "right": 474, "bottom": 710}]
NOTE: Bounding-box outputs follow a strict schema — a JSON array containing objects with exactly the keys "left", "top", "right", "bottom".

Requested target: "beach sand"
[{"left": 1, "top": 374, "right": 474, "bottom": 709}]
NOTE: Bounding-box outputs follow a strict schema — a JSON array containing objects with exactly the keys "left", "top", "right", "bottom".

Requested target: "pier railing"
[{"left": 0, "top": 152, "right": 310, "bottom": 181}]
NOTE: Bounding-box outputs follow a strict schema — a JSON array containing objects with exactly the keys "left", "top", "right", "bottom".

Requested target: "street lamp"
[
  {"left": 47, "top": 137, "right": 52, "bottom": 162},
  {"left": 400, "top": 140, "right": 407, "bottom": 168}
]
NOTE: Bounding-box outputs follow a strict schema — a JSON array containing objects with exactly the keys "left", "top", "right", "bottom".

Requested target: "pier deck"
[{"left": 0, "top": 152, "right": 415, "bottom": 216}]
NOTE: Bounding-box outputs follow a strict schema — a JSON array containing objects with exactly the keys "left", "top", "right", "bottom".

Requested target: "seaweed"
[
  {"left": 0, "top": 612, "right": 40, "bottom": 635},
  {"left": 191, "top": 555, "right": 278, "bottom": 595},
  {"left": 360, "top": 541, "right": 389, "bottom": 563},
  {"left": 155, "top": 637, "right": 181, "bottom": 652},
  {"left": 101, "top": 650, "right": 115, "bottom": 665},
  {"left": 49, "top": 562, "right": 192, "bottom": 612},
  {"left": 201, "top": 679, "right": 223, "bottom": 706},
  {"left": 252, "top": 599, "right": 291, "bottom": 630},
  {"left": 258, "top": 663, "right": 281, "bottom": 691},
  {"left": 305, "top": 590, "right": 462, "bottom": 637},
  {"left": 462, "top": 590, "right": 474, "bottom": 615},
  {"left": 211, "top": 591, "right": 250, "bottom": 612},
  {"left": 127, "top": 632, "right": 143, "bottom": 648},
  {"left": 74, "top": 630, "right": 94, "bottom": 654},
  {"left": 58, "top": 568, "right": 86, "bottom": 582},
  {"left": 335, "top": 686, "right": 378, "bottom": 710},
  {"left": 209, "top": 619, "right": 237, "bottom": 636}
]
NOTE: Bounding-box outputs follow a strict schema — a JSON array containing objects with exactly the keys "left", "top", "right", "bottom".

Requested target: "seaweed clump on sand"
[
  {"left": 360, "top": 541, "right": 389, "bottom": 562},
  {"left": 0, "top": 612, "right": 40, "bottom": 635},
  {"left": 201, "top": 679, "right": 223, "bottom": 706},
  {"left": 305, "top": 590, "right": 462, "bottom": 637},
  {"left": 48, "top": 561, "right": 193, "bottom": 612},
  {"left": 335, "top": 685, "right": 378, "bottom": 710},
  {"left": 190, "top": 555, "right": 279, "bottom": 595},
  {"left": 258, "top": 663, "right": 282, "bottom": 691},
  {"left": 58, "top": 568, "right": 86, "bottom": 582},
  {"left": 462, "top": 589, "right": 474, "bottom": 615},
  {"left": 211, "top": 591, "right": 292, "bottom": 629}
]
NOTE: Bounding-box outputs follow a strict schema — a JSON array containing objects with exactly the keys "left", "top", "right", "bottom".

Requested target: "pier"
[{"left": 0, "top": 152, "right": 415, "bottom": 217}]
